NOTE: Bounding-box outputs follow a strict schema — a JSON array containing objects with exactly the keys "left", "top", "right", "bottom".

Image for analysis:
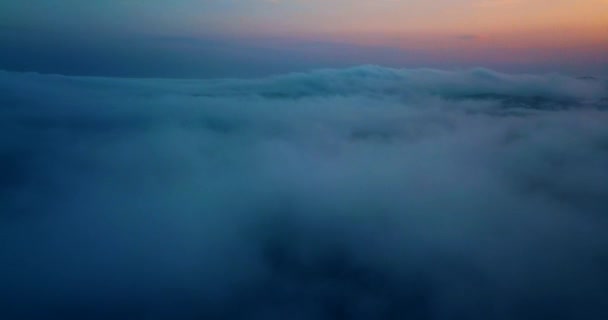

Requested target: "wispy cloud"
[{"left": 475, "top": 0, "right": 523, "bottom": 7}]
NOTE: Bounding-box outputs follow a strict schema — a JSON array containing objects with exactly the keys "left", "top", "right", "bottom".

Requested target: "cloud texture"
[{"left": 1, "top": 66, "right": 608, "bottom": 319}]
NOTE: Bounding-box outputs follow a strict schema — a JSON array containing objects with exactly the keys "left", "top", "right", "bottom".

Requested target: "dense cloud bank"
[{"left": 1, "top": 66, "right": 608, "bottom": 319}]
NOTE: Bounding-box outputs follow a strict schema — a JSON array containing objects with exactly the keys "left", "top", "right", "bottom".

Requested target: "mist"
[{"left": 1, "top": 66, "right": 608, "bottom": 319}]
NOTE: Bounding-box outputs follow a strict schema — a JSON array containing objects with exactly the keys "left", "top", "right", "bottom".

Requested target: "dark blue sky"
[{"left": 1, "top": 0, "right": 607, "bottom": 77}]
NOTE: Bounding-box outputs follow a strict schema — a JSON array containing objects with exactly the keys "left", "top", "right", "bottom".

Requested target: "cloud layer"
[{"left": 1, "top": 66, "right": 608, "bottom": 319}]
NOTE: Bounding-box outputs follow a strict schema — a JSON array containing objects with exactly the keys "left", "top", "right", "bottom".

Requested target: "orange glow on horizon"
[{"left": 185, "top": 0, "right": 608, "bottom": 70}]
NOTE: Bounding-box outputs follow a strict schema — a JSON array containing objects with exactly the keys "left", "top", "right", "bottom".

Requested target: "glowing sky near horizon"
[{"left": 1, "top": 0, "right": 607, "bottom": 76}]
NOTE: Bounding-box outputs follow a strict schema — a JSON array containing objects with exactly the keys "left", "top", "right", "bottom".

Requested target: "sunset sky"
[{"left": 1, "top": 0, "right": 607, "bottom": 76}]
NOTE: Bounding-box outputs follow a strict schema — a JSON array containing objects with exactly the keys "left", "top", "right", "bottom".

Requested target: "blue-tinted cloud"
[{"left": 1, "top": 67, "right": 608, "bottom": 319}]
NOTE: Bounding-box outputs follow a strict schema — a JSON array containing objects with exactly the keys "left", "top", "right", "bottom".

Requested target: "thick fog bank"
[{"left": 1, "top": 66, "right": 608, "bottom": 319}]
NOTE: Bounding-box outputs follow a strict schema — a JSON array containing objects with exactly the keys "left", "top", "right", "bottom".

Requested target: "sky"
[{"left": 1, "top": 0, "right": 607, "bottom": 77}]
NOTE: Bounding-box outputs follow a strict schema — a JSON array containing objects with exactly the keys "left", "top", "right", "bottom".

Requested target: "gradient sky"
[{"left": 1, "top": 0, "right": 607, "bottom": 77}]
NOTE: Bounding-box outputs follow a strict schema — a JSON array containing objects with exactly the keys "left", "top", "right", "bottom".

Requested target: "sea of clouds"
[{"left": 1, "top": 66, "right": 608, "bottom": 319}]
